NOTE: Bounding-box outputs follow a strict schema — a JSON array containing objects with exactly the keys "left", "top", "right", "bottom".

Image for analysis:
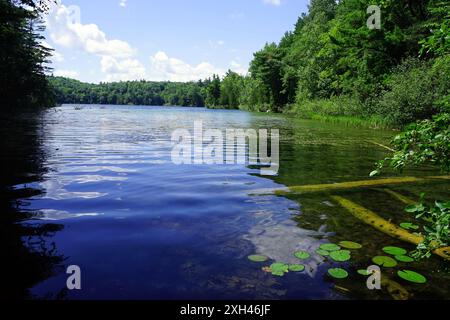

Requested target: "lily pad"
[
  {"left": 400, "top": 222, "right": 419, "bottom": 230},
  {"left": 320, "top": 243, "right": 341, "bottom": 252},
  {"left": 248, "top": 255, "right": 269, "bottom": 262},
  {"left": 395, "top": 255, "right": 415, "bottom": 263},
  {"left": 372, "top": 256, "right": 398, "bottom": 267},
  {"left": 328, "top": 268, "right": 348, "bottom": 279},
  {"left": 397, "top": 270, "right": 427, "bottom": 284},
  {"left": 357, "top": 269, "right": 371, "bottom": 276},
  {"left": 270, "top": 263, "right": 289, "bottom": 276},
  {"left": 316, "top": 249, "right": 330, "bottom": 256},
  {"left": 339, "top": 241, "right": 362, "bottom": 249},
  {"left": 330, "top": 250, "right": 351, "bottom": 262},
  {"left": 294, "top": 251, "right": 310, "bottom": 260},
  {"left": 289, "top": 264, "right": 305, "bottom": 272},
  {"left": 383, "top": 246, "right": 407, "bottom": 256}
]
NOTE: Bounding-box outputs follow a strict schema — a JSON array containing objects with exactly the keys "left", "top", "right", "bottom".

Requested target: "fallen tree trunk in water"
[
  {"left": 275, "top": 176, "right": 450, "bottom": 195},
  {"left": 330, "top": 195, "right": 450, "bottom": 261}
]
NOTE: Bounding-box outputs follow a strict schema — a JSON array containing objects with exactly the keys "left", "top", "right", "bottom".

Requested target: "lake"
[{"left": 2, "top": 104, "right": 449, "bottom": 300}]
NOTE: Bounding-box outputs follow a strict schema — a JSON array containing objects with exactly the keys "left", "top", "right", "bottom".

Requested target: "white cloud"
[
  {"left": 54, "top": 69, "right": 79, "bottom": 78},
  {"left": 263, "top": 0, "right": 282, "bottom": 6},
  {"left": 46, "top": 4, "right": 135, "bottom": 58},
  {"left": 46, "top": 2, "right": 141, "bottom": 81},
  {"left": 148, "top": 51, "right": 225, "bottom": 82},
  {"left": 230, "top": 60, "right": 248, "bottom": 75},
  {"left": 119, "top": 0, "right": 127, "bottom": 7},
  {"left": 44, "top": 2, "right": 238, "bottom": 83},
  {"left": 101, "top": 56, "right": 146, "bottom": 81}
]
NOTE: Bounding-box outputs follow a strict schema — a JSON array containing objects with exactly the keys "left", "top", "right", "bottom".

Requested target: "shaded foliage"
[{"left": 0, "top": 0, "right": 55, "bottom": 111}]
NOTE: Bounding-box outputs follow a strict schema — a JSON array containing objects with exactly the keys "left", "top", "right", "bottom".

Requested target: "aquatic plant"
[
  {"left": 289, "top": 264, "right": 305, "bottom": 272},
  {"left": 328, "top": 268, "right": 348, "bottom": 279},
  {"left": 270, "top": 263, "right": 289, "bottom": 276},
  {"left": 294, "top": 251, "right": 310, "bottom": 260},
  {"left": 406, "top": 199, "right": 450, "bottom": 259},
  {"left": 329, "top": 250, "right": 351, "bottom": 262},
  {"left": 383, "top": 246, "right": 407, "bottom": 256},
  {"left": 372, "top": 256, "right": 398, "bottom": 268},
  {"left": 248, "top": 255, "right": 269, "bottom": 262},
  {"left": 319, "top": 243, "right": 341, "bottom": 252},
  {"left": 397, "top": 270, "right": 427, "bottom": 284},
  {"left": 400, "top": 222, "right": 420, "bottom": 231},
  {"left": 395, "top": 255, "right": 415, "bottom": 263},
  {"left": 339, "top": 241, "right": 362, "bottom": 249},
  {"left": 316, "top": 249, "right": 330, "bottom": 256}
]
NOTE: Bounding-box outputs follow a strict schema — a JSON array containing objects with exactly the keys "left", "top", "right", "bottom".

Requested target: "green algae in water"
[
  {"left": 398, "top": 270, "right": 427, "bottom": 284},
  {"left": 372, "top": 256, "right": 398, "bottom": 267},
  {"left": 383, "top": 246, "right": 407, "bottom": 256},
  {"left": 329, "top": 250, "right": 351, "bottom": 262},
  {"left": 339, "top": 241, "right": 362, "bottom": 249},
  {"left": 328, "top": 268, "right": 348, "bottom": 279},
  {"left": 248, "top": 255, "right": 269, "bottom": 262},
  {"left": 294, "top": 251, "right": 310, "bottom": 260},
  {"left": 320, "top": 243, "right": 341, "bottom": 252},
  {"left": 289, "top": 264, "right": 305, "bottom": 272}
]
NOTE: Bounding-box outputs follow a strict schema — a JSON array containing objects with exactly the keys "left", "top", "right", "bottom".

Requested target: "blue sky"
[{"left": 44, "top": 0, "right": 309, "bottom": 83}]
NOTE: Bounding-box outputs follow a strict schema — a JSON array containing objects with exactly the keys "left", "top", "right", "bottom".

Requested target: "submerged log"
[
  {"left": 330, "top": 195, "right": 450, "bottom": 261},
  {"left": 383, "top": 189, "right": 415, "bottom": 205},
  {"left": 275, "top": 176, "right": 450, "bottom": 195}
]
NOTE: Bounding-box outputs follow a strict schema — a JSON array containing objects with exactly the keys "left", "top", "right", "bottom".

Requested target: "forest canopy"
[{"left": 1, "top": 0, "right": 56, "bottom": 111}]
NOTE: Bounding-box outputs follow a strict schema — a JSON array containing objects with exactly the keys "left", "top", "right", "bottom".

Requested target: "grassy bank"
[{"left": 281, "top": 97, "right": 394, "bottom": 130}]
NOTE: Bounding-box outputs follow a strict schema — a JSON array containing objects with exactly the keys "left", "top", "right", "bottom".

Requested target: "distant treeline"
[
  {"left": 50, "top": 77, "right": 207, "bottom": 107},
  {"left": 50, "top": 0, "right": 449, "bottom": 127}
]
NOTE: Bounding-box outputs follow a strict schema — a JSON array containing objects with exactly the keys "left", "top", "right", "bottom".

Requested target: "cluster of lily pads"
[
  {"left": 370, "top": 246, "right": 427, "bottom": 284},
  {"left": 248, "top": 241, "right": 428, "bottom": 284}
]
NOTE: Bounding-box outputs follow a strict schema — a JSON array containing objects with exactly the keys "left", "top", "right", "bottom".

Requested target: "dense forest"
[
  {"left": 49, "top": 77, "right": 207, "bottom": 107},
  {"left": 50, "top": 0, "right": 449, "bottom": 127},
  {"left": 1, "top": 0, "right": 55, "bottom": 111}
]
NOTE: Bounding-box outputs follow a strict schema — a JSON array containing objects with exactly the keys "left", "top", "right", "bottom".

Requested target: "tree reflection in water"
[{"left": 0, "top": 110, "right": 65, "bottom": 300}]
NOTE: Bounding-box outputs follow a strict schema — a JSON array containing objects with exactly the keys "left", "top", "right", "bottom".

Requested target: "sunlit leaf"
[
  {"left": 339, "top": 241, "right": 362, "bottom": 249},
  {"left": 320, "top": 243, "right": 341, "bottom": 252},
  {"left": 397, "top": 270, "right": 427, "bottom": 283},
  {"left": 382, "top": 246, "right": 407, "bottom": 256},
  {"left": 328, "top": 268, "right": 348, "bottom": 279},
  {"left": 372, "top": 256, "right": 398, "bottom": 267},
  {"left": 248, "top": 255, "right": 269, "bottom": 262},
  {"left": 395, "top": 255, "right": 415, "bottom": 263},
  {"left": 289, "top": 264, "right": 305, "bottom": 272},
  {"left": 316, "top": 249, "right": 330, "bottom": 256},
  {"left": 330, "top": 250, "right": 351, "bottom": 262},
  {"left": 294, "top": 251, "right": 310, "bottom": 260}
]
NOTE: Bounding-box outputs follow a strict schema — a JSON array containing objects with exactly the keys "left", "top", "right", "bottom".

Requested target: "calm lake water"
[{"left": 2, "top": 104, "right": 449, "bottom": 300}]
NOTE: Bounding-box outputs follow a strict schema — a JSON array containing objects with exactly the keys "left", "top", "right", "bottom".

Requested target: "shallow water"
[{"left": 2, "top": 105, "right": 449, "bottom": 300}]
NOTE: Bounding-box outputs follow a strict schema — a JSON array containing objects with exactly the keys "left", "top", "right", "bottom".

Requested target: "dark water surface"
[{"left": 2, "top": 105, "right": 449, "bottom": 300}]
